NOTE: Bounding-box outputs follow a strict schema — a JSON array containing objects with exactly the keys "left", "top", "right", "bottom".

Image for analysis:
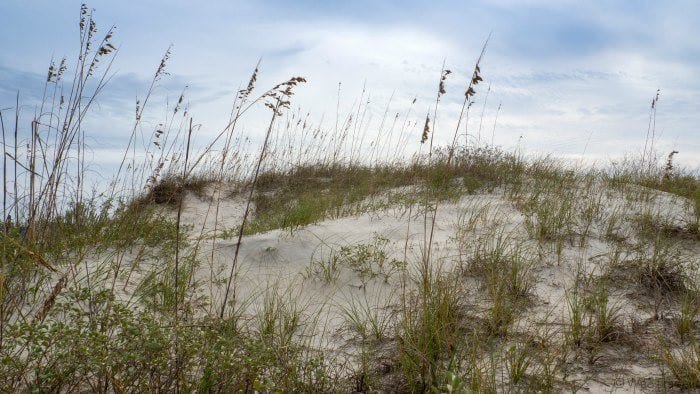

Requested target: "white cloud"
[{"left": 2, "top": 0, "right": 699, "bottom": 174}]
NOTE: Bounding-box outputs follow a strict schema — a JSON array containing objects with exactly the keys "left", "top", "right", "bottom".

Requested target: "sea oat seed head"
[{"left": 421, "top": 113, "right": 430, "bottom": 144}]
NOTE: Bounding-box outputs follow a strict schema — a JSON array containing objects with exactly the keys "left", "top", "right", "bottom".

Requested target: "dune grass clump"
[
  {"left": 658, "top": 339, "right": 700, "bottom": 389},
  {"left": 634, "top": 208, "right": 700, "bottom": 241},
  {"left": 244, "top": 146, "right": 521, "bottom": 235},
  {"left": 396, "top": 266, "right": 466, "bottom": 392},
  {"left": 633, "top": 238, "right": 691, "bottom": 297},
  {"left": 564, "top": 268, "right": 628, "bottom": 367},
  {"left": 133, "top": 175, "right": 213, "bottom": 208},
  {"left": 607, "top": 157, "right": 700, "bottom": 237},
  {"left": 458, "top": 231, "right": 535, "bottom": 337}
]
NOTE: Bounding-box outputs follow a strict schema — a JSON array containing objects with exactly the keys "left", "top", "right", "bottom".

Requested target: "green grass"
[
  {"left": 243, "top": 147, "right": 522, "bottom": 234},
  {"left": 397, "top": 266, "right": 465, "bottom": 391}
]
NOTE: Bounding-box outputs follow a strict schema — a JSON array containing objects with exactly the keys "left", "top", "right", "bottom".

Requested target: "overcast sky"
[{"left": 1, "top": 0, "right": 699, "bottom": 172}]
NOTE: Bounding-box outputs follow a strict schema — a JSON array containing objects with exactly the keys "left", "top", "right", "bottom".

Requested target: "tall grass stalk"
[
  {"left": 0, "top": 108, "right": 6, "bottom": 351},
  {"left": 447, "top": 35, "right": 489, "bottom": 165},
  {"left": 220, "top": 76, "right": 306, "bottom": 318},
  {"left": 172, "top": 118, "right": 193, "bottom": 390},
  {"left": 220, "top": 103, "right": 281, "bottom": 318}
]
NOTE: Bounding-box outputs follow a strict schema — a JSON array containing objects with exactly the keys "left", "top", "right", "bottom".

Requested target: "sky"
[{"left": 1, "top": 0, "right": 699, "bottom": 178}]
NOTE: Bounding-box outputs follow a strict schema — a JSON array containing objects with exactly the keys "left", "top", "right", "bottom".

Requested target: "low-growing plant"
[
  {"left": 565, "top": 285, "right": 587, "bottom": 348},
  {"left": 577, "top": 186, "right": 606, "bottom": 247},
  {"left": 505, "top": 343, "right": 532, "bottom": 386},
  {"left": 458, "top": 230, "right": 534, "bottom": 337},
  {"left": 635, "top": 237, "right": 689, "bottom": 296},
  {"left": 634, "top": 207, "right": 698, "bottom": 241},
  {"left": 306, "top": 235, "right": 405, "bottom": 285},
  {"left": 588, "top": 280, "right": 624, "bottom": 344},
  {"left": 658, "top": 339, "right": 700, "bottom": 389},
  {"left": 439, "top": 369, "right": 468, "bottom": 393},
  {"left": 341, "top": 288, "right": 397, "bottom": 342},
  {"left": 132, "top": 175, "right": 212, "bottom": 208},
  {"left": 342, "top": 235, "right": 405, "bottom": 285},
  {"left": 677, "top": 290, "right": 699, "bottom": 342},
  {"left": 305, "top": 249, "right": 341, "bottom": 284},
  {"left": 453, "top": 201, "right": 508, "bottom": 253},
  {"left": 484, "top": 274, "right": 519, "bottom": 338},
  {"left": 396, "top": 267, "right": 463, "bottom": 391},
  {"left": 524, "top": 194, "right": 575, "bottom": 242},
  {"left": 565, "top": 263, "right": 625, "bottom": 358},
  {"left": 603, "top": 208, "right": 630, "bottom": 244},
  {"left": 256, "top": 286, "right": 304, "bottom": 351}
]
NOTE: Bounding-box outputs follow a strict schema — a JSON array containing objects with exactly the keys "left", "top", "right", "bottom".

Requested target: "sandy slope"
[{"left": 83, "top": 180, "right": 698, "bottom": 391}]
